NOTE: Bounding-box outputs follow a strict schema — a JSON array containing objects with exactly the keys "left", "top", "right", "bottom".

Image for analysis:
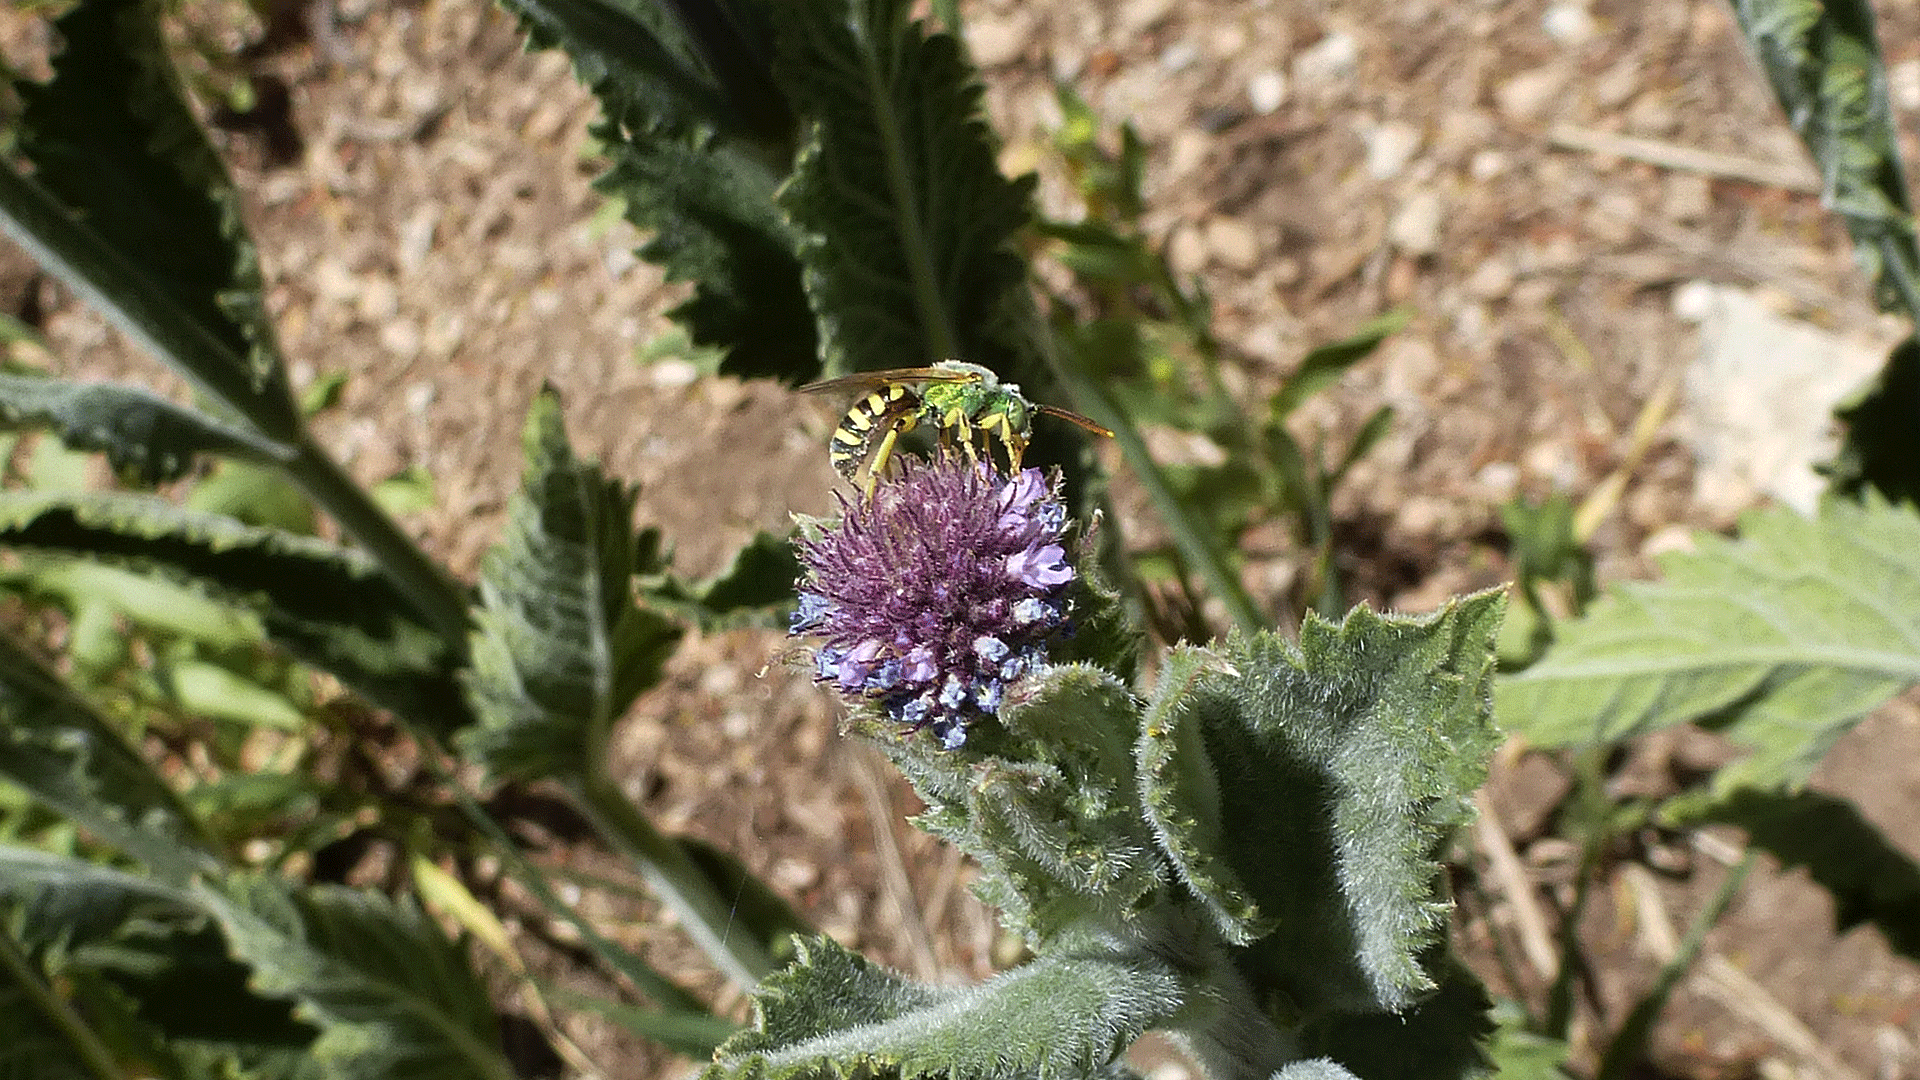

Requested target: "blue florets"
[{"left": 792, "top": 455, "right": 1076, "bottom": 749}]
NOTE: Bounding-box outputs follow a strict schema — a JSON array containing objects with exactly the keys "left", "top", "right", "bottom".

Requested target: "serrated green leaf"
[
  {"left": 1684, "top": 787, "right": 1920, "bottom": 960},
  {"left": 642, "top": 528, "right": 800, "bottom": 630},
  {"left": 0, "top": 632, "right": 219, "bottom": 879},
  {"left": 502, "top": 0, "right": 816, "bottom": 380},
  {"left": 459, "top": 388, "right": 681, "bottom": 783},
  {"left": 1729, "top": 0, "right": 1920, "bottom": 317},
  {"left": 1497, "top": 498, "right": 1920, "bottom": 792},
  {"left": 0, "top": 374, "right": 277, "bottom": 486},
  {"left": 773, "top": 0, "right": 1038, "bottom": 380},
  {"left": 199, "top": 875, "right": 510, "bottom": 1080},
  {"left": 706, "top": 936, "right": 1185, "bottom": 1080},
  {"left": 1137, "top": 592, "right": 1505, "bottom": 1016},
  {"left": 1296, "top": 962, "right": 1494, "bottom": 1080},
  {"left": 872, "top": 664, "right": 1161, "bottom": 942},
  {"left": 0, "top": 489, "right": 470, "bottom": 734},
  {"left": 4, "top": 0, "right": 298, "bottom": 438}
]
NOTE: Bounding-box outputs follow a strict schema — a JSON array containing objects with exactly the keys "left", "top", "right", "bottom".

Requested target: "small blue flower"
[{"left": 792, "top": 454, "right": 1077, "bottom": 748}]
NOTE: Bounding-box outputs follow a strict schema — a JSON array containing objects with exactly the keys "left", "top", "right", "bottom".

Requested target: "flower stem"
[{"left": 570, "top": 774, "right": 779, "bottom": 988}]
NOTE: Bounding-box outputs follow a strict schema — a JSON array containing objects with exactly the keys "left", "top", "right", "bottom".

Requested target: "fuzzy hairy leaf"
[
  {"left": 0, "top": 490, "right": 470, "bottom": 734},
  {"left": 0, "top": 848, "right": 315, "bottom": 1057},
  {"left": 1498, "top": 498, "right": 1920, "bottom": 792},
  {"left": 873, "top": 664, "right": 1162, "bottom": 942},
  {"left": 501, "top": 0, "right": 816, "bottom": 380},
  {"left": 5, "top": 0, "right": 298, "bottom": 438},
  {"left": 199, "top": 875, "right": 510, "bottom": 1080},
  {"left": 1137, "top": 592, "right": 1505, "bottom": 1016},
  {"left": 0, "top": 632, "right": 218, "bottom": 879},
  {"left": 459, "top": 389, "right": 681, "bottom": 783},
  {"left": 706, "top": 936, "right": 1185, "bottom": 1080},
  {"left": 1294, "top": 962, "right": 1494, "bottom": 1080},
  {"left": 1729, "top": 0, "right": 1920, "bottom": 317},
  {"left": 773, "top": 0, "right": 1039, "bottom": 380},
  {"left": 0, "top": 374, "right": 277, "bottom": 485}
]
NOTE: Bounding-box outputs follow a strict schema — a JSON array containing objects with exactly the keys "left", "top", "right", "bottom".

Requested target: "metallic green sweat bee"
[{"left": 801, "top": 361, "right": 1112, "bottom": 495}]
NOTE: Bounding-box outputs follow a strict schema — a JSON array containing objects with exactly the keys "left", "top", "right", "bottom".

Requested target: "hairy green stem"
[
  {"left": 571, "top": 774, "right": 778, "bottom": 988},
  {"left": 280, "top": 433, "right": 471, "bottom": 646},
  {"left": 0, "top": 926, "right": 130, "bottom": 1080}
]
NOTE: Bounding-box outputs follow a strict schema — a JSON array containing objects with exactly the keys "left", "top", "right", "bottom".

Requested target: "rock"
[
  {"left": 1166, "top": 223, "right": 1208, "bottom": 276},
  {"left": 1292, "top": 31, "right": 1358, "bottom": 92},
  {"left": 1388, "top": 190, "right": 1444, "bottom": 256},
  {"left": 1362, "top": 120, "right": 1422, "bottom": 180},
  {"left": 966, "top": 10, "right": 1034, "bottom": 68},
  {"left": 1673, "top": 282, "right": 1891, "bottom": 517},
  {"left": 1495, "top": 67, "right": 1565, "bottom": 122},
  {"left": 1542, "top": 3, "right": 1596, "bottom": 44},
  {"left": 1248, "top": 68, "right": 1288, "bottom": 114},
  {"left": 1893, "top": 58, "right": 1920, "bottom": 112},
  {"left": 1203, "top": 215, "right": 1262, "bottom": 271},
  {"left": 1118, "top": 0, "right": 1174, "bottom": 33},
  {"left": 1662, "top": 172, "right": 1712, "bottom": 222}
]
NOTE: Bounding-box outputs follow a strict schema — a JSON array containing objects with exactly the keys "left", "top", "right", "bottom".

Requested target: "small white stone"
[
  {"left": 403, "top": 381, "right": 436, "bottom": 417},
  {"left": 966, "top": 10, "right": 1034, "bottom": 68},
  {"left": 1894, "top": 58, "right": 1920, "bottom": 112},
  {"left": 1469, "top": 149, "right": 1508, "bottom": 180},
  {"left": 1475, "top": 462, "right": 1521, "bottom": 500},
  {"left": 1542, "top": 3, "right": 1595, "bottom": 44},
  {"left": 1671, "top": 279, "right": 1719, "bottom": 323},
  {"left": 1388, "top": 191, "right": 1444, "bottom": 256},
  {"left": 1292, "top": 31, "right": 1359, "bottom": 89},
  {"left": 649, "top": 359, "right": 700, "bottom": 389},
  {"left": 1363, "top": 120, "right": 1422, "bottom": 181},
  {"left": 1248, "top": 68, "right": 1288, "bottom": 114},
  {"left": 1204, "top": 216, "right": 1263, "bottom": 270},
  {"left": 1160, "top": 41, "right": 1199, "bottom": 72},
  {"left": 1496, "top": 67, "right": 1565, "bottom": 122},
  {"left": 1166, "top": 223, "right": 1209, "bottom": 276}
]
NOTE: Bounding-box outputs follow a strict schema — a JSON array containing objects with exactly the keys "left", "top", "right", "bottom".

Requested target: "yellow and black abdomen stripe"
[{"left": 829, "top": 385, "right": 921, "bottom": 477}]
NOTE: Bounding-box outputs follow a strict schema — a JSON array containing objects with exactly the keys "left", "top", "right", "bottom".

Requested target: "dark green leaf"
[
  {"left": 1137, "top": 592, "right": 1505, "bottom": 1016},
  {"left": 1728, "top": 0, "right": 1920, "bottom": 317},
  {"left": 0, "top": 632, "right": 219, "bottom": 879},
  {"left": 773, "top": 0, "right": 1039, "bottom": 381},
  {"left": 1497, "top": 497, "right": 1920, "bottom": 792},
  {"left": 1296, "top": 962, "right": 1494, "bottom": 1080},
  {"left": 643, "top": 529, "right": 799, "bottom": 629},
  {"left": 547, "top": 987, "right": 738, "bottom": 1058},
  {"left": 502, "top": 0, "right": 816, "bottom": 380},
  {"left": 706, "top": 936, "right": 1185, "bottom": 1080},
  {"left": 6, "top": 0, "right": 298, "bottom": 438},
  {"left": 0, "top": 374, "right": 276, "bottom": 486},
  {"left": 460, "top": 388, "right": 681, "bottom": 783},
  {"left": 185, "top": 461, "right": 316, "bottom": 534},
  {"left": 1826, "top": 335, "right": 1920, "bottom": 505},
  {"left": 199, "top": 875, "right": 511, "bottom": 1080},
  {"left": 1271, "top": 309, "right": 1412, "bottom": 419},
  {"left": 0, "top": 490, "right": 470, "bottom": 734}
]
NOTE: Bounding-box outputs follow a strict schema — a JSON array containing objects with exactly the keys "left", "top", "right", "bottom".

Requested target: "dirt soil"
[{"left": 9, "top": 0, "right": 1920, "bottom": 1077}]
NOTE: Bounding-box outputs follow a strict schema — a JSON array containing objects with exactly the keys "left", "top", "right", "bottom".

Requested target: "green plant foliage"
[
  {"left": 1295, "top": 963, "right": 1493, "bottom": 1080},
  {"left": 1826, "top": 335, "right": 1920, "bottom": 505},
  {"left": 1498, "top": 498, "right": 1920, "bottom": 792},
  {"left": 705, "top": 935, "right": 1185, "bottom": 1080},
  {"left": 0, "top": 489, "right": 470, "bottom": 734},
  {"left": 642, "top": 528, "right": 802, "bottom": 630},
  {"left": 5, "top": 0, "right": 298, "bottom": 439},
  {"left": 1137, "top": 593, "right": 1505, "bottom": 1016},
  {"left": 875, "top": 664, "right": 1163, "bottom": 941},
  {"left": 772, "top": 0, "right": 1039, "bottom": 383},
  {"left": 1687, "top": 788, "right": 1920, "bottom": 959},
  {"left": 499, "top": 0, "right": 817, "bottom": 380},
  {"left": 0, "top": 374, "right": 277, "bottom": 486},
  {"left": 1729, "top": 0, "right": 1920, "bottom": 318},
  {"left": 186, "top": 460, "right": 317, "bottom": 534},
  {"left": 0, "top": 632, "right": 219, "bottom": 880},
  {"left": 459, "top": 388, "right": 681, "bottom": 783},
  {"left": 198, "top": 875, "right": 512, "bottom": 1080}
]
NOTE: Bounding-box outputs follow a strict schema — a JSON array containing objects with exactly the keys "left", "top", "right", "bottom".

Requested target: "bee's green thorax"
[{"left": 923, "top": 380, "right": 1023, "bottom": 422}]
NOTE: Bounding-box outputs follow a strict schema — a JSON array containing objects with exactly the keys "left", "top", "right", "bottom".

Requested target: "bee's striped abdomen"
[{"left": 829, "top": 386, "right": 917, "bottom": 478}]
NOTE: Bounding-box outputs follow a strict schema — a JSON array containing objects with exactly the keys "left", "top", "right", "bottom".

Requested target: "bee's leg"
[
  {"left": 863, "top": 420, "right": 909, "bottom": 499},
  {"left": 952, "top": 412, "right": 980, "bottom": 464}
]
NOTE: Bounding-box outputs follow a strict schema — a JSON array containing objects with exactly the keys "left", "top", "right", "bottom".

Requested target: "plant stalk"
[
  {"left": 280, "top": 433, "right": 472, "bottom": 647},
  {"left": 571, "top": 773, "right": 779, "bottom": 988},
  {"left": 0, "top": 926, "right": 130, "bottom": 1080}
]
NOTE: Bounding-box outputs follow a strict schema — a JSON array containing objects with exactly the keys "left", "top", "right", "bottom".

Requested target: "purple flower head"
[{"left": 793, "top": 455, "right": 1077, "bottom": 749}]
